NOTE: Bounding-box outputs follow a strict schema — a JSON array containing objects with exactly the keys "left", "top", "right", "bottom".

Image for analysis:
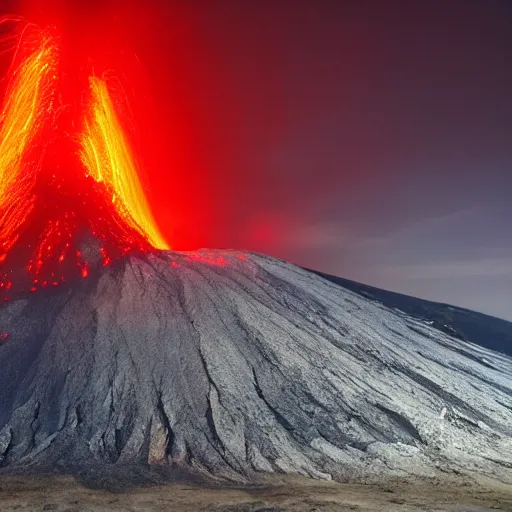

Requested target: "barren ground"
[{"left": 0, "top": 473, "right": 511, "bottom": 512}]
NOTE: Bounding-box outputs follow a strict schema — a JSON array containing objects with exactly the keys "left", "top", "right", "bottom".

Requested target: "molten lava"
[
  {"left": 80, "top": 76, "right": 169, "bottom": 250},
  {"left": 0, "top": 19, "right": 58, "bottom": 263},
  {"left": 0, "top": 19, "right": 170, "bottom": 299}
]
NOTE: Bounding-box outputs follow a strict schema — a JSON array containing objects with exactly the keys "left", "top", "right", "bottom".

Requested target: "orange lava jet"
[
  {"left": 0, "top": 18, "right": 58, "bottom": 263},
  {"left": 80, "top": 76, "right": 169, "bottom": 250},
  {"left": 0, "top": 18, "right": 170, "bottom": 298}
]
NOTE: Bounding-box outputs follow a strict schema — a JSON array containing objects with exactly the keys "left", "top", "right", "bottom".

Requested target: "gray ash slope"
[
  {"left": 0, "top": 249, "right": 511, "bottom": 484},
  {"left": 310, "top": 270, "right": 512, "bottom": 357}
]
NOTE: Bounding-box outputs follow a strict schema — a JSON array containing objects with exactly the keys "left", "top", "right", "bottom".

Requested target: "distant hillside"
[{"left": 309, "top": 270, "right": 512, "bottom": 357}]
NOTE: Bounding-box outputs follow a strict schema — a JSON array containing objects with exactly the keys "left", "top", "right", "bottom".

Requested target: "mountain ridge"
[{"left": 309, "top": 269, "right": 512, "bottom": 357}]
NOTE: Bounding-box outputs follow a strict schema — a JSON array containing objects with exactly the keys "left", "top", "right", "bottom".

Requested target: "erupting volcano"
[
  {"left": 0, "top": 18, "right": 169, "bottom": 301},
  {"left": 0, "top": 15, "right": 511, "bottom": 494}
]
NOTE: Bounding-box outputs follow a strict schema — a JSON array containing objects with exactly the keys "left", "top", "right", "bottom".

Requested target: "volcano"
[
  {"left": 0, "top": 249, "right": 511, "bottom": 488},
  {"left": 0, "top": 19, "right": 511, "bottom": 490}
]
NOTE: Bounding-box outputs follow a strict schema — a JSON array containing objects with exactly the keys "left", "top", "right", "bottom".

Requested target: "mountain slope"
[
  {"left": 0, "top": 250, "right": 510, "bottom": 486},
  {"left": 310, "top": 270, "right": 512, "bottom": 357}
]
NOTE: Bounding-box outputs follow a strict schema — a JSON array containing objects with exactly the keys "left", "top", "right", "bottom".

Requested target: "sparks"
[
  {"left": 0, "top": 20, "right": 58, "bottom": 261},
  {"left": 79, "top": 76, "right": 170, "bottom": 250}
]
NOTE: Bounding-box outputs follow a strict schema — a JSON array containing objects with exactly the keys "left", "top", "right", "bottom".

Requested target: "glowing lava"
[
  {"left": 80, "top": 76, "right": 169, "bottom": 250},
  {"left": 0, "top": 19, "right": 58, "bottom": 263},
  {"left": 0, "top": 19, "right": 170, "bottom": 299}
]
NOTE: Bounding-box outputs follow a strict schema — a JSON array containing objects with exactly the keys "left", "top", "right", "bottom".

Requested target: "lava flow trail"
[
  {"left": 0, "top": 18, "right": 58, "bottom": 264},
  {"left": 0, "top": 19, "right": 169, "bottom": 300}
]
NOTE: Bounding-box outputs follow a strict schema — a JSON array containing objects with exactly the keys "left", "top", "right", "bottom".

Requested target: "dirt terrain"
[{"left": 0, "top": 474, "right": 511, "bottom": 512}]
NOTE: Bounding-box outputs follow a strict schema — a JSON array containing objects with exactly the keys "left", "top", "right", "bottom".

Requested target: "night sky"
[{"left": 4, "top": 0, "right": 512, "bottom": 320}]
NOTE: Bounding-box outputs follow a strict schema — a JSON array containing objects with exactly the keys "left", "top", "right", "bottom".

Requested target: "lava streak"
[
  {"left": 0, "top": 18, "right": 171, "bottom": 299},
  {"left": 0, "top": 19, "right": 58, "bottom": 262},
  {"left": 80, "top": 76, "right": 169, "bottom": 250}
]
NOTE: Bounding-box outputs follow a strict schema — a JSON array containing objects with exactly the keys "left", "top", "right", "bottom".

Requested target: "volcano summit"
[{"left": 0, "top": 18, "right": 168, "bottom": 301}]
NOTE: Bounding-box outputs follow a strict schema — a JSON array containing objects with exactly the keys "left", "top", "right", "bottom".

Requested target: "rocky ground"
[{"left": 0, "top": 473, "right": 511, "bottom": 512}]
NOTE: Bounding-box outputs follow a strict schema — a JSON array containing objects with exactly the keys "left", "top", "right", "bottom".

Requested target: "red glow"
[
  {"left": 184, "top": 253, "right": 229, "bottom": 267},
  {"left": 100, "top": 247, "right": 112, "bottom": 266},
  {"left": 165, "top": 251, "right": 252, "bottom": 270}
]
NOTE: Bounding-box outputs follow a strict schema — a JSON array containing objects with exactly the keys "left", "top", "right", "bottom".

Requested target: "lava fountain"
[
  {"left": 80, "top": 75, "right": 169, "bottom": 251},
  {"left": 0, "top": 18, "right": 58, "bottom": 265},
  {"left": 0, "top": 19, "right": 170, "bottom": 300}
]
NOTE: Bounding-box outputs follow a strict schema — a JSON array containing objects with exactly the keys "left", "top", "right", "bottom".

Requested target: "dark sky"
[{"left": 4, "top": 0, "right": 512, "bottom": 320}]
